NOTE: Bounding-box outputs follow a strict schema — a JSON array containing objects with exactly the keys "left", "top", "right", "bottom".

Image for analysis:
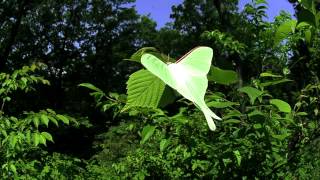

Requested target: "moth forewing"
[{"left": 141, "top": 47, "right": 221, "bottom": 131}]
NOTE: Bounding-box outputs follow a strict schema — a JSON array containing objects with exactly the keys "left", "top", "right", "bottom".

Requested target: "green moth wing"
[
  {"left": 141, "top": 54, "right": 176, "bottom": 88},
  {"left": 141, "top": 47, "right": 221, "bottom": 131},
  {"left": 177, "top": 46, "right": 213, "bottom": 76},
  {"left": 167, "top": 63, "right": 207, "bottom": 102}
]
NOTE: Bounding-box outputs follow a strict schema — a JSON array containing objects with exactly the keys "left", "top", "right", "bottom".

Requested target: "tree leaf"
[
  {"left": 10, "top": 164, "right": 17, "bottom": 174},
  {"left": 125, "top": 47, "right": 176, "bottom": 64},
  {"left": 298, "top": 8, "right": 316, "bottom": 27},
  {"left": 223, "top": 110, "right": 242, "bottom": 119},
  {"left": 274, "top": 20, "right": 297, "bottom": 46},
  {"left": 271, "top": 133, "right": 291, "bottom": 141},
  {"left": 158, "top": 86, "right": 177, "bottom": 108},
  {"left": 254, "top": 123, "right": 262, "bottom": 129},
  {"left": 48, "top": 116, "right": 59, "bottom": 127},
  {"left": 208, "top": 66, "right": 238, "bottom": 85},
  {"left": 33, "top": 133, "right": 40, "bottom": 146},
  {"left": 122, "top": 70, "right": 166, "bottom": 111},
  {"left": 25, "top": 130, "right": 31, "bottom": 145},
  {"left": 40, "top": 114, "right": 49, "bottom": 127},
  {"left": 233, "top": 150, "right": 241, "bottom": 167},
  {"left": 41, "top": 132, "right": 53, "bottom": 142},
  {"left": 270, "top": 99, "right": 291, "bottom": 113},
  {"left": 316, "top": 12, "right": 320, "bottom": 27},
  {"left": 296, "top": 21, "right": 312, "bottom": 29},
  {"left": 298, "top": 0, "right": 313, "bottom": 10},
  {"left": 238, "top": 86, "right": 263, "bottom": 105},
  {"left": 304, "top": 29, "right": 312, "bottom": 44},
  {"left": 248, "top": 110, "right": 266, "bottom": 121},
  {"left": 1, "top": 130, "right": 7, "bottom": 137},
  {"left": 207, "top": 101, "right": 239, "bottom": 108},
  {"left": 33, "top": 116, "right": 39, "bottom": 128},
  {"left": 160, "top": 139, "right": 171, "bottom": 152},
  {"left": 125, "top": 47, "right": 158, "bottom": 62},
  {"left": 256, "top": 0, "right": 267, "bottom": 5},
  {"left": 9, "top": 135, "right": 18, "bottom": 149},
  {"left": 39, "top": 134, "right": 47, "bottom": 146},
  {"left": 56, "top": 114, "right": 70, "bottom": 124},
  {"left": 260, "top": 79, "right": 292, "bottom": 87},
  {"left": 222, "top": 119, "right": 241, "bottom": 124},
  {"left": 46, "top": 108, "right": 56, "bottom": 115},
  {"left": 78, "top": 83, "right": 103, "bottom": 93},
  {"left": 260, "top": 72, "right": 282, "bottom": 78},
  {"left": 140, "top": 125, "right": 156, "bottom": 144}
]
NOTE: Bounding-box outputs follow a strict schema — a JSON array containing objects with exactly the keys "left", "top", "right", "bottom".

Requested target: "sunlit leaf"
[
  {"left": 10, "top": 164, "right": 17, "bottom": 174},
  {"left": 238, "top": 86, "right": 263, "bottom": 105},
  {"left": 25, "top": 130, "right": 31, "bottom": 145},
  {"left": 33, "top": 116, "right": 39, "bottom": 128},
  {"left": 41, "top": 132, "right": 53, "bottom": 142},
  {"left": 274, "top": 20, "right": 297, "bottom": 46},
  {"left": 56, "top": 114, "right": 70, "bottom": 124},
  {"left": 40, "top": 114, "right": 49, "bottom": 127},
  {"left": 140, "top": 125, "right": 156, "bottom": 144},
  {"left": 233, "top": 150, "right": 241, "bottom": 166},
  {"left": 260, "top": 72, "right": 282, "bottom": 78},
  {"left": 48, "top": 116, "right": 59, "bottom": 127},
  {"left": 253, "top": 123, "right": 262, "bottom": 129},
  {"left": 160, "top": 139, "right": 170, "bottom": 152},
  {"left": 256, "top": 0, "right": 267, "bottom": 4},
  {"left": 123, "top": 70, "right": 166, "bottom": 111},
  {"left": 78, "top": 83, "right": 103, "bottom": 93},
  {"left": 39, "top": 134, "right": 47, "bottom": 145},
  {"left": 9, "top": 135, "right": 18, "bottom": 148},
  {"left": 270, "top": 99, "right": 291, "bottom": 113},
  {"left": 33, "top": 133, "right": 40, "bottom": 146},
  {"left": 208, "top": 66, "right": 238, "bottom": 85}
]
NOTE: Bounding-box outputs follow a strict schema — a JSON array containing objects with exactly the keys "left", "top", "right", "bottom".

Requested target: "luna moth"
[{"left": 141, "top": 46, "right": 221, "bottom": 131}]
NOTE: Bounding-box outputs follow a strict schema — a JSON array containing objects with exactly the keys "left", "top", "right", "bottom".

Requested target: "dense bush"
[{"left": 0, "top": 0, "right": 320, "bottom": 179}]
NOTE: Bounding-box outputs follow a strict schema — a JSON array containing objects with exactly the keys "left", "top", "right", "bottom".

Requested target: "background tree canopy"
[{"left": 0, "top": 0, "right": 320, "bottom": 179}]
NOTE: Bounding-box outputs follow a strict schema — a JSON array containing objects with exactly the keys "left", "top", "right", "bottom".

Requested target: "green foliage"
[
  {"left": 86, "top": 31, "right": 311, "bottom": 175},
  {"left": 0, "top": 63, "right": 49, "bottom": 113},
  {"left": 125, "top": 47, "right": 159, "bottom": 63},
  {"left": 238, "top": 86, "right": 264, "bottom": 105},
  {"left": 140, "top": 125, "right": 156, "bottom": 144},
  {"left": 208, "top": 66, "right": 238, "bottom": 85},
  {"left": 275, "top": 0, "right": 320, "bottom": 46},
  {"left": 79, "top": 83, "right": 125, "bottom": 113},
  {"left": 270, "top": 99, "right": 292, "bottom": 113},
  {"left": 12, "top": 152, "right": 86, "bottom": 179},
  {"left": 274, "top": 20, "right": 297, "bottom": 45},
  {"left": 0, "top": 64, "right": 74, "bottom": 178},
  {"left": 85, "top": 78, "right": 301, "bottom": 178},
  {"left": 82, "top": 62, "right": 320, "bottom": 179},
  {"left": 123, "top": 70, "right": 166, "bottom": 111},
  {"left": 202, "top": 30, "right": 247, "bottom": 56},
  {"left": 122, "top": 47, "right": 239, "bottom": 111},
  {"left": 1, "top": 0, "right": 320, "bottom": 179}
]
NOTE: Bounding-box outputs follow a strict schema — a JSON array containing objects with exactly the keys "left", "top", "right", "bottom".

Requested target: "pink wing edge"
[{"left": 175, "top": 46, "right": 209, "bottom": 63}]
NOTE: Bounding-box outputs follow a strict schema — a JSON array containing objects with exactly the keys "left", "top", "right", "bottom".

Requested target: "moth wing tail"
[{"left": 200, "top": 104, "right": 221, "bottom": 131}]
